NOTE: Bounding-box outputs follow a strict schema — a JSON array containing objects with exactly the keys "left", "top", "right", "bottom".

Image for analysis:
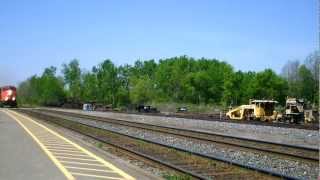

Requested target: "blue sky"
[{"left": 0, "top": 0, "right": 317, "bottom": 86}]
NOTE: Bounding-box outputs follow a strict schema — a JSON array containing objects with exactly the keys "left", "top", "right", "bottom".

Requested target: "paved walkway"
[{"left": 0, "top": 110, "right": 137, "bottom": 180}]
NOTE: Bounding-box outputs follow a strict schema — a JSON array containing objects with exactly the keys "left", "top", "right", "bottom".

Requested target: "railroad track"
[
  {"left": 17, "top": 108, "right": 318, "bottom": 179},
  {"left": 105, "top": 110, "right": 319, "bottom": 130},
  {"left": 39, "top": 108, "right": 319, "bottom": 161},
  {"left": 16, "top": 109, "right": 277, "bottom": 180}
]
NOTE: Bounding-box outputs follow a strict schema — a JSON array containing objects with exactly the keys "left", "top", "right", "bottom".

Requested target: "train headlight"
[
  {"left": 7, "top": 90, "right": 12, "bottom": 95},
  {"left": 12, "top": 97, "right": 16, "bottom": 101},
  {"left": 4, "top": 97, "right": 8, "bottom": 101}
]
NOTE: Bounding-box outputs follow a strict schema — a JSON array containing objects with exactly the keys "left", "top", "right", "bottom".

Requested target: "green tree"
[
  {"left": 304, "top": 51, "right": 319, "bottom": 105},
  {"left": 81, "top": 70, "right": 98, "bottom": 102},
  {"left": 18, "top": 55, "right": 307, "bottom": 109},
  {"left": 281, "top": 60, "right": 300, "bottom": 97},
  {"left": 130, "top": 76, "right": 155, "bottom": 104},
  {"left": 117, "top": 65, "right": 131, "bottom": 106},
  {"left": 297, "top": 65, "right": 315, "bottom": 102},
  {"left": 39, "top": 66, "right": 65, "bottom": 106},
  {"left": 96, "top": 59, "right": 119, "bottom": 106},
  {"left": 18, "top": 66, "right": 65, "bottom": 106},
  {"left": 17, "top": 75, "right": 41, "bottom": 105},
  {"left": 281, "top": 52, "right": 319, "bottom": 105},
  {"left": 223, "top": 71, "right": 244, "bottom": 106},
  {"left": 184, "top": 71, "right": 211, "bottom": 104},
  {"left": 62, "top": 59, "right": 82, "bottom": 102},
  {"left": 155, "top": 56, "right": 197, "bottom": 102},
  {"left": 250, "top": 69, "right": 288, "bottom": 104}
]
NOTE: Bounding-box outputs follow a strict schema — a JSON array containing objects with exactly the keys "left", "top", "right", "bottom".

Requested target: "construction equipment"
[
  {"left": 304, "top": 109, "right": 317, "bottom": 123},
  {"left": 82, "top": 103, "right": 93, "bottom": 111},
  {"left": 283, "top": 98, "right": 304, "bottom": 123},
  {"left": 226, "top": 99, "right": 278, "bottom": 122},
  {"left": 177, "top": 107, "right": 188, "bottom": 113},
  {"left": 136, "top": 105, "right": 159, "bottom": 113},
  {"left": 283, "top": 97, "right": 317, "bottom": 123}
]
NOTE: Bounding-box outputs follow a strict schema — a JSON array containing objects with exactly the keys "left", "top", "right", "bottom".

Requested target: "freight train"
[{"left": 0, "top": 86, "right": 17, "bottom": 107}]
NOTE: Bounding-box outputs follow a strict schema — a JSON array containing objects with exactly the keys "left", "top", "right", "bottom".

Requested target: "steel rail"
[
  {"left": 39, "top": 108, "right": 319, "bottom": 161},
  {"left": 18, "top": 109, "right": 303, "bottom": 180},
  {"left": 79, "top": 108, "right": 318, "bottom": 130}
]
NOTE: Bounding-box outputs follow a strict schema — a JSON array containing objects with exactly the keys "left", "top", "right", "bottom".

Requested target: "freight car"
[{"left": 0, "top": 86, "right": 17, "bottom": 107}]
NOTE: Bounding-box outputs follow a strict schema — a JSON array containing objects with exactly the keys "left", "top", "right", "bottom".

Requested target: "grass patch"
[
  {"left": 96, "top": 142, "right": 103, "bottom": 148},
  {"left": 162, "top": 173, "right": 192, "bottom": 180}
]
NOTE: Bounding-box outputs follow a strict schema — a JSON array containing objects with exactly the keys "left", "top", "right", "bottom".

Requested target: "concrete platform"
[
  {"left": 0, "top": 110, "right": 66, "bottom": 180},
  {"left": 0, "top": 109, "right": 160, "bottom": 180}
]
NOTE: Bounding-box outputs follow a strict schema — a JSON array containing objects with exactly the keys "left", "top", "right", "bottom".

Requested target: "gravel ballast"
[
  {"left": 40, "top": 110, "right": 319, "bottom": 180},
  {"left": 46, "top": 108, "right": 319, "bottom": 149}
]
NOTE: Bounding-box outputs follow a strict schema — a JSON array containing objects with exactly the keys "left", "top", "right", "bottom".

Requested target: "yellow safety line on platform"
[
  {"left": 47, "top": 149, "right": 87, "bottom": 153},
  {"left": 44, "top": 142, "right": 73, "bottom": 146},
  {"left": 38, "top": 138, "right": 61, "bottom": 141},
  {"left": 40, "top": 140, "right": 62, "bottom": 144},
  {"left": 64, "top": 166, "right": 114, "bottom": 173},
  {"left": 52, "top": 152, "right": 93, "bottom": 157},
  {"left": 55, "top": 156, "right": 99, "bottom": 162},
  {"left": 46, "top": 147, "right": 79, "bottom": 151},
  {"left": 70, "top": 172, "right": 124, "bottom": 180},
  {"left": 45, "top": 144, "right": 75, "bottom": 148},
  {"left": 5, "top": 110, "right": 135, "bottom": 180},
  {"left": 59, "top": 161, "right": 107, "bottom": 167},
  {"left": 3, "top": 110, "right": 75, "bottom": 180},
  {"left": 50, "top": 150, "right": 87, "bottom": 155},
  {"left": 39, "top": 140, "right": 62, "bottom": 143}
]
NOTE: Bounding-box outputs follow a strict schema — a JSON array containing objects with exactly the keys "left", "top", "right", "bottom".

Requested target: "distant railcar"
[{"left": 0, "top": 86, "right": 17, "bottom": 107}]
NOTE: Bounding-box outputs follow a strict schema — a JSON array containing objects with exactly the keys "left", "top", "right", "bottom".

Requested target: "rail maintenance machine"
[{"left": 226, "top": 99, "right": 278, "bottom": 122}]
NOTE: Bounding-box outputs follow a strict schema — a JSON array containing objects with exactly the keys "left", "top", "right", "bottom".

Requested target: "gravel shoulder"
[
  {"left": 43, "top": 108, "right": 319, "bottom": 149},
  {"left": 36, "top": 109, "right": 319, "bottom": 180}
]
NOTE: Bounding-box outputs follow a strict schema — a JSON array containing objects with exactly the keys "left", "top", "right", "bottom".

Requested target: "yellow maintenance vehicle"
[
  {"left": 283, "top": 98, "right": 304, "bottom": 123},
  {"left": 226, "top": 99, "right": 278, "bottom": 122},
  {"left": 283, "top": 97, "right": 317, "bottom": 123}
]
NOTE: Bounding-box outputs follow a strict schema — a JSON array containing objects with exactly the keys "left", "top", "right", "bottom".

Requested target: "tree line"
[{"left": 17, "top": 51, "right": 319, "bottom": 109}]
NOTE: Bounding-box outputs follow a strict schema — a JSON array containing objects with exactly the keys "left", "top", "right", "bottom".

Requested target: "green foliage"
[
  {"left": 17, "top": 53, "right": 318, "bottom": 109},
  {"left": 130, "top": 75, "right": 155, "bottom": 104},
  {"left": 223, "top": 71, "right": 246, "bottom": 106},
  {"left": 249, "top": 69, "right": 288, "bottom": 104},
  {"left": 304, "top": 51, "right": 319, "bottom": 105},
  {"left": 81, "top": 71, "right": 98, "bottom": 102},
  {"left": 162, "top": 174, "right": 192, "bottom": 180},
  {"left": 297, "top": 65, "right": 315, "bottom": 102},
  {"left": 96, "top": 60, "right": 119, "bottom": 106},
  {"left": 62, "top": 59, "right": 82, "bottom": 102},
  {"left": 281, "top": 51, "right": 319, "bottom": 105},
  {"left": 116, "top": 65, "right": 131, "bottom": 106},
  {"left": 18, "top": 66, "right": 65, "bottom": 106},
  {"left": 39, "top": 67, "right": 65, "bottom": 106}
]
